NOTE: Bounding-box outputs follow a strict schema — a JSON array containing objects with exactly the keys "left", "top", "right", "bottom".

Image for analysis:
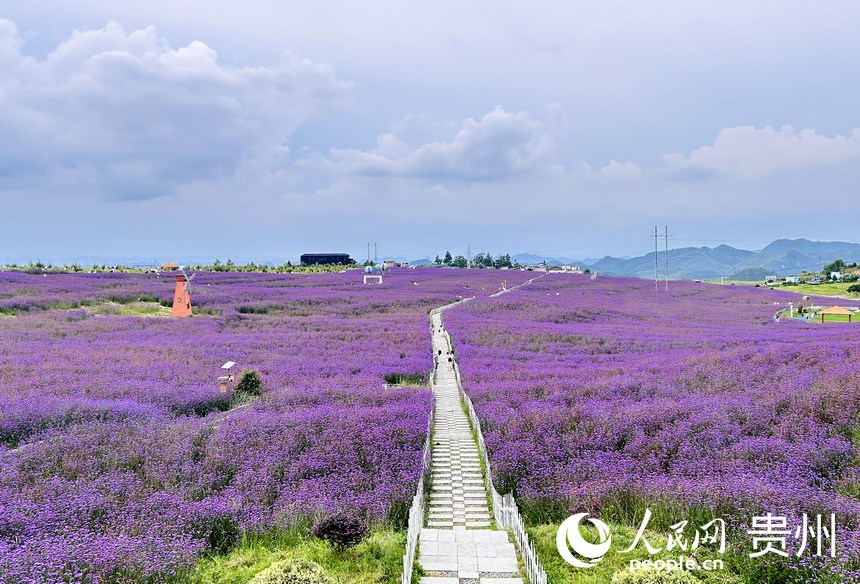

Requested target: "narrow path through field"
[
  {"left": 417, "top": 310, "right": 523, "bottom": 584},
  {"left": 489, "top": 274, "right": 543, "bottom": 298}
]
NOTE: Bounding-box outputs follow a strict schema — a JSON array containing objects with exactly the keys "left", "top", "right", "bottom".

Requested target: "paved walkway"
[{"left": 418, "top": 311, "right": 523, "bottom": 584}]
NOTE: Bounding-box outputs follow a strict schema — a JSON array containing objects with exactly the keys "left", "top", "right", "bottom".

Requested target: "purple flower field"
[
  {"left": 444, "top": 275, "right": 860, "bottom": 581},
  {"left": 0, "top": 268, "right": 526, "bottom": 582}
]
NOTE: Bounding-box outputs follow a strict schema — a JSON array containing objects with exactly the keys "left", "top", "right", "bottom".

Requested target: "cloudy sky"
[{"left": 3, "top": 1, "right": 860, "bottom": 264}]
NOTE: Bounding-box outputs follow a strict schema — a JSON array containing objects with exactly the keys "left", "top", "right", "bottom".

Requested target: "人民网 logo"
[
  {"left": 556, "top": 509, "right": 836, "bottom": 573},
  {"left": 556, "top": 512, "right": 612, "bottom": 568}
]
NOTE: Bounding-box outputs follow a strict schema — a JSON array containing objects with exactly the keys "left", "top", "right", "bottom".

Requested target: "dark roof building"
[{"left": 300, "top": 253, "right": 354, "bottom": 266}]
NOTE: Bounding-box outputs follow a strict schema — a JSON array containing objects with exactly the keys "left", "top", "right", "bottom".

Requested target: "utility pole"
[
  {"left": 665, "top": 225, "right": 669, "bottom": 291},
  {"left": 374, "top": 243, "right": 378, "bottom": 264},
  {"left": 654, "top": 225, "right": 659, "bottom": 292},
  {"left": 366, "top": 243, "right": 371, "bottom": 264},
  {"left": 467, "top": 245, "right": 471, "bottom": 269}
]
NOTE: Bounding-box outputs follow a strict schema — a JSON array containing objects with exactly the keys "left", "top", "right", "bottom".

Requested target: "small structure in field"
[
  {"left": 819, "top": 306, "right": 854, "bottom": 323},
  {"left": 363, "top": 263, "right": 384, "bottom": 284},
  {"left": 159, "top": 262, "right": 180, "bottom": 271},
  {"left": 300, "top": 253, "right": 353, "bottom": 266},
  {"left": 171, "top": 269, "right": 195, "bottom": 318},
  {"left": 218, "top": 361, "right": 236, "bottom": 393}
]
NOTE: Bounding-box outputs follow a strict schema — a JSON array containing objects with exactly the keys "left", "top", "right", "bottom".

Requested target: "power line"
[
  {"left": 790, "top": 220, "right": 860, "bottom": 240},
  {"left": 671, "top": 238, "right": 774, "bottom": 244}
]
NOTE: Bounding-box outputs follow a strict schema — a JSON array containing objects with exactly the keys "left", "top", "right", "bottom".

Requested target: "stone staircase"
[{"left": 418, "top": 313, "right": 523, "bottom": 584}]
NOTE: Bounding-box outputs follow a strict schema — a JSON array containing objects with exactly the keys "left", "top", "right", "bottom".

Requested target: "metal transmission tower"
[
  {"left": 374, "top": 243, "right": 378, "bottom": 264},
  {"left": 653, "top": 225, "right": 671, "bottom": 291},
  {"left": 467, "top": 245, "right": 471, "bottom": 268},
  {"left": 665, "top": 225, "right": 670, "bottom": 291},
  {"left": 654, "top": 226, "right": 659, "bottom": 292}
]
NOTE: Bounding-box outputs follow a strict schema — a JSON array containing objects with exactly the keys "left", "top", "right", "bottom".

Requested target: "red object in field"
[{"left": 171, "top": 274, "right": 193, "bottom": 318}]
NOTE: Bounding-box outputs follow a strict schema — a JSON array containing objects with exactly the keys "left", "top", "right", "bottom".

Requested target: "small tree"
[
  {"left": 494, "top": 253, "right": 512, "bottom": 268},
  {"left": 823, "top": 259, "right": 846, "bottom": 275},
  {"left": 443, "top": 251, "right": 453, "bottom": 265},
  {"left": 235, "top": 370, "right": 263, "bottom": 398},
  {"left": 473, "top": 252, "right": 493, "bottom": 268},
  {"left": 311, "top": 512, "right": 369, "bottom": 551},
  {"left": 434, "top": 255, "right": 442, "bottom": 266}
]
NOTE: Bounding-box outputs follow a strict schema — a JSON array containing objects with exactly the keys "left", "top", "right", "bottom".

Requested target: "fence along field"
[
  {"left": 443, "top": 274, "right": 860, "bottom": 583},
  {"left": 0, "top": 268, "right": 531, "bottom": 582}
]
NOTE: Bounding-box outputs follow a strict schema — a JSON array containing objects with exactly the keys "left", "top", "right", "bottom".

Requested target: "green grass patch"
[
  {"left": 86, "top": 301, "right": 173, "bottom": 317},
  {"left": 784, "top": 282, "right": 860, "bottom": 297},
  {"left": 383, "top": 372, "right": 428, "bottom": 386},
  {"left": 191, "top": 527, "right": 410, "bottom": 584},
  {"left": 816, "top": 313, "right": 858, "bottom": 323}
]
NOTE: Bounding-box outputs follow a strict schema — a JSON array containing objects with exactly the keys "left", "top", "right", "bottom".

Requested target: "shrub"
[
  {"left": 248, "top": 558, "right": 330, "bottom": 584},
  {"left": 311, "top": 512, "right": 369, "bottom": 551},
  {"left": 611, "top": 567, "right": 699, "bottom": 584},
  {"left": 383, "top": 372, "right": 426, "bottom": 385},
  {"left": 847, "top": 283, "right": 860, "bottom": 294},
  {"left": 235, "top": 370, "right": 263, "bottom": 397},
  {"left": 192, "top": 513, "right": 239, "bottom": 554}
]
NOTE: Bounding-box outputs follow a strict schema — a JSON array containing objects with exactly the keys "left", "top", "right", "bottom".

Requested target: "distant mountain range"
[{"left": 514, "top": 239, "right": 860, "bottom": 281}]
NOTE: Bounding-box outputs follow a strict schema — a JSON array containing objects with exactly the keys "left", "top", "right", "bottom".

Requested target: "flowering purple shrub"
[
  {"left": 445, "top": 275, "right": 860, "bottom": 581},
  {"left": 0, "top": 268, "right": 530, "bottom": 582}
]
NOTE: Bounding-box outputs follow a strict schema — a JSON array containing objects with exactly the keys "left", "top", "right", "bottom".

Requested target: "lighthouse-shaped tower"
[{"left": 171, "top": 272, "right": 193, "bottom": 318}]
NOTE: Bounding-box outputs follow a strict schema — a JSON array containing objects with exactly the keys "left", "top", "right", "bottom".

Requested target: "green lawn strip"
[
  {"left": 777, "top": 310, "right": 858, "bottom": 323},
  {"left": 705, "top": 280, "right": 860, "bottom": 299},
  {"left": 191, "top": 527, "right": 409, "bottom": 584},
  {"left": 783, "top": 282, "right": 859, "bottom": 297},
  {"left": 528, "top": 522, "right": 742, "bottom": 584},
  {"left": 89, "top": 301, "right": 172, "bottom": 317},
  {"left": 816, "top": 313, "right": 858, "bottom": 323}
]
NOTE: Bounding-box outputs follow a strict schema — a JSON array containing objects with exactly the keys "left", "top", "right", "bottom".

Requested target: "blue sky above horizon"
[{"left": 2, "top": 1, "right": 860, "bottom": 264}]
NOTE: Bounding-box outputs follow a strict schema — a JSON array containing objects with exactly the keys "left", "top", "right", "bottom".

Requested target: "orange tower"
[{"left": 171, "top": 274, "right": 193, "bottom": 318}]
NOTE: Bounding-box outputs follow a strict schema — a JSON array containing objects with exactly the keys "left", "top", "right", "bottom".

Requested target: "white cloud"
[
  {"left": 328, "top": 106, "right": 554, "bottom": 181},
  {"left": 0, "top": 20, "right": 350, "bottom": 200},
  {"left": 599, "top": 159, "right": 641, "bottom": 180},
  {"left": 666, "top": 125, "right": 860, "bottom": 178}
]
